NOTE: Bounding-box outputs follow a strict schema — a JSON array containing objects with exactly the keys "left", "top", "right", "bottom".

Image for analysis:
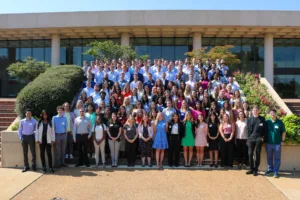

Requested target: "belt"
[
  {"left": 55, "top": 132, "right": 66, "bottom": 135},
  {"left": 23, "top": 134, "right": 34, "bottom": 136},
  {"left": 77, "top": 133, "right": 88, "bottom": 136}
]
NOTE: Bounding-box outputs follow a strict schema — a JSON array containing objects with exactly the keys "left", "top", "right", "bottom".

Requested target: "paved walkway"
[
  {"left": 2, "top": 167, "right": 299, "bottom": 200},
  {"left": 12, "top": 167, "right": 287, "bottom": 200},
  {"left": 0, "top": 168, "right": 42, "bottom": 200},
  {"left": 266, "top": 171, "right": 300, "bottom": 200}
]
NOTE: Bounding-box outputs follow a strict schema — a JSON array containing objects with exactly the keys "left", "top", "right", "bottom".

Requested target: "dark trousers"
[
  {"left": 21, "top": 135, "right": 36, "bottom": 168},
  {"left": 76, "top": 134, "right": 89, "bottom": 165},
  {"left": 248, "top": 137, "right": 263, "bottom": 171},
  {"left": 40, "top": 142, "right": 52, "bottom": 168},
  {"left": 220, "top": 134, "right": 234, "bottom": 167},
  {"left": 236, "top": 139, "right": 248, "bottom": 165},
  {"left": 168, "top": 134, "right": 181, "bottom": 166},
  {"left": 126, "top": 140, "right": 137, "bottom": 165},
  {"left": 65, "top": 132, "right": 73, "bottom": 155}
]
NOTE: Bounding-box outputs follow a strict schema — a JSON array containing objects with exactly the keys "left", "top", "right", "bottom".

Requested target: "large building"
[{"left": 0, "top": 10, "right": 299, "bottom": 98}]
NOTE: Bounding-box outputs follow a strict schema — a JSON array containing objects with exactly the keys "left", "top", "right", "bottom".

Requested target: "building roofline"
[{"left": 0, "top": 10, "right": 300, "bottom": 15}]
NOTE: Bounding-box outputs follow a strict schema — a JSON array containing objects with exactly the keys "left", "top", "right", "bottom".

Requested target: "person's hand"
[
  {"left": 51, "top": 141, "right": 55, "bottom": 145},
  {"left": 281, "top": 142, "right": 285, "bottom": 145},
  {"left": 36, "top": 141, "right": 41, "bottom": 144},
  {"left": 88, "top": 135, "right": 91, "bottom": 139},
  {"left": 261, "top": 138, "right": 264, "bottom": 142},
  {"left": 74, "top": 139, "right": 76, "bottom": 143}
]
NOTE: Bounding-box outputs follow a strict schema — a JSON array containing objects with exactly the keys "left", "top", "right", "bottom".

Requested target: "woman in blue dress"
[
  {"left": 177, "top": 100, "right": 188, "bottom": 121},
  {"left": 153, "top": 112, "right": 168, "bottom": 169}
]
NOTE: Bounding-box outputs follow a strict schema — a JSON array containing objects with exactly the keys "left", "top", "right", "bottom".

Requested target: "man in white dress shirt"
[{"left": 186, "top": 74, "right": 196, "bottom": 90}]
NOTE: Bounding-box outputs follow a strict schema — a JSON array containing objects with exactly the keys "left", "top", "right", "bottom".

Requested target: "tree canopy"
[
  {"left": 7, "top": 57, "right": 51, "bottom": 82},
  {"left": 185, "top": 45, "right": 241, "bottom": 66},
  {"left": 84, "top": 40, "right": 138, "bottom": 61}
]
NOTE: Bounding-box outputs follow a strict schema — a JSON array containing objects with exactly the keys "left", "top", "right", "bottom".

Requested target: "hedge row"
[{"left": 16, "top": 65, "right": 85, "bottom": 118}]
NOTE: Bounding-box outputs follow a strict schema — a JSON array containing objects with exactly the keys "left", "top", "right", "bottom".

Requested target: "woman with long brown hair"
[
  {"left": 219, "top": 113, "right": 235, "bottom": 168},
  {"left": 138, "top": 114, "right": 154, "bottom": 167}
]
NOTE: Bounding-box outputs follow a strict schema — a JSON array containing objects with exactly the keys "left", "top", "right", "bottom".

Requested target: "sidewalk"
[
  {"left": 266, "top": 171, "right": 300, "bottom": 200},
  {"left": 0, "top": 168, "right": 42, "bottom": 200}
]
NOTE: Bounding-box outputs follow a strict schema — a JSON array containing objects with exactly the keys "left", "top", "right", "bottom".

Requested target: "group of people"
[{"left": 18, "top": 57, "right": 286, "bottom": 178}]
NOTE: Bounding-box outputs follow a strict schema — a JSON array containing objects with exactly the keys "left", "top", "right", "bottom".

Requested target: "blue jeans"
[{"left": 266, "top": 144, "right": 281, "bottom": 173}]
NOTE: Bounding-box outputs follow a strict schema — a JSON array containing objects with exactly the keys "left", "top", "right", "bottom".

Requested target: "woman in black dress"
[
  {"left": 137, "top": 114, "right": 153, "bottom": 167},
  {"left": 207, "top": 112, "right": 220, "bottom": 168}
]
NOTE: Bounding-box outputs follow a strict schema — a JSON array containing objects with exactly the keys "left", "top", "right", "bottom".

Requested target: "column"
[
  {"left": 264, "top": 33, "right": 274, "bottom": 86},
  {"left": 121, "top": 32, "right": 130, "bottom": 46},
  {"left": 193, "top": 32, "right": 202, "bottom": 50},
  {"left": 51, "top": 34, "right": 60, "bottom": 66}
]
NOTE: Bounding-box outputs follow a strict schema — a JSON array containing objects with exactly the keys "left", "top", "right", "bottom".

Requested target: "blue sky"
[{"left": 0, "top": 0, "right": 300, "bottom": 14}]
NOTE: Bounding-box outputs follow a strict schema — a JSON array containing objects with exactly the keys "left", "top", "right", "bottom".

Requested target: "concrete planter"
[
  {"left": 2, "top": 131, "right": 300, "bottom": 171},
  {"left": 260, "top": 144, "right": 300, "bottom": 171},
  {"left": 1, "top": 131, "right": 55, "bottom": 168}
]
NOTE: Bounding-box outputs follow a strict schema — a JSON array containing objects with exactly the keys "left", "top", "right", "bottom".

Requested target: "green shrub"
[
  {"left": 234, "top": 71, "right": 284, "bottom": 116},
  {"left": 7, "top": 57, "right": 51, "bottom": 82},
  {"left": 16, "top": 65, "right": 84, "bottom": 118},
  {"left": 282, "top": 115, "right": 300, "bottom": 144},
  {"left": 11, "top": 121, "right": 20, "bottom": 131}
]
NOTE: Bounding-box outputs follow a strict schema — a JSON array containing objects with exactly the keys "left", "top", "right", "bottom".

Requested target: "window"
[{"left": 274, "top": 39, "right": 300, "bottom": 68}]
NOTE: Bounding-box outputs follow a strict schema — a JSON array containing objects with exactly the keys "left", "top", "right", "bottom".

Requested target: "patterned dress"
[{"left": 139, "top": 125, "right": 153, "bottom": 157}]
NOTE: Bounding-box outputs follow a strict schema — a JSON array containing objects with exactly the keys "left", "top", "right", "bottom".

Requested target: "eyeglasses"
[{"left": 80, "top": 111, "right": 85, "bottom": 113}]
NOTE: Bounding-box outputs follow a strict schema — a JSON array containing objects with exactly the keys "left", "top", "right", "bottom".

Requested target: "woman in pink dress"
[
  {"left": 195, "top": 113, "right": 208, "bottom": 166},
  {"left": 189, "top": 101, "right": 206, "bottom": 122}
]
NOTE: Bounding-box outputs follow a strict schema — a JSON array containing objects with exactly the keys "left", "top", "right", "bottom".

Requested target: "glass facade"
[
  {"left": 274, "top": 75, "right": 300, "bottom": 98},
  {"left": 0, "top": 37, "right": 299, "bottom": 98},
  {"left": 202, "top": 37, "right": 265, "bottom": 75},
  {"left": 0, "top": 38, "right": 119, "bottom": 97},
  {"left": 273, "top": 39, "right": 300, "bottom": 98},
  {"left": 130, "top": 37, "right": 193, "bottom": 61}
]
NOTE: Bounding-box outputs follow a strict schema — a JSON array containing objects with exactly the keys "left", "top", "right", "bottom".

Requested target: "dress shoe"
[
  {"left": 246, "top": 170, "right": 254, "bottom": 175},
  {"left": 32, "top": 166, "right": 37, "bottom": 172},
  {"left": 253, "top": 171, "right": 258, "bottom": 176},
  {"left": 49, "top": 168, "right": 55, "bottom": 173},
  {"left": 42, "top": 168, "right": 46, "bottom": 174},
  {"left": 22, "top": 167, "right": 30, "bottom": 173}
]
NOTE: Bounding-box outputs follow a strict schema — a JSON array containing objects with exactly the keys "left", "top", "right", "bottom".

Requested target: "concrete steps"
[
  {"left": 284, "top": 100, "right": 300, "bottom": 115},
  {"left": 0, "top": 99, "right": 17, "bottom": 167}
]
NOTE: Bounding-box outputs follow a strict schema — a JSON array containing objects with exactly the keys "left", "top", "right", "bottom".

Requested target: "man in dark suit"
[
  {"left": 246, "top": 105, "right": 268, "bottom": 176},
  {"left": 161, "top": 72, "right": 169, "bottom": 90},
  {"left": 130, "top": 67, "right": 144, "bottom": 83}
]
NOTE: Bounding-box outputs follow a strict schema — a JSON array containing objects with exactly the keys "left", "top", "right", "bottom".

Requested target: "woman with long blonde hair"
[
  {"left": 181, "top": 111, "right": 195, "bottom": 167},
  {"left": 184, "top": 84, "right": 192, "bottom": 100},
  {"left": 152, "top": 112, "right": 168, "bottom": 169},
  {"left": 122, "top": 97, "right": 133, "bottom": 116},
  {"left": 123, "top": 114, "right": 138, "bottom": 167}
]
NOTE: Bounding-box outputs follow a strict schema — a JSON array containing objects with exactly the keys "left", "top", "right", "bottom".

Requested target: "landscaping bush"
[
  {"left": 16, "top": 65, "right": 85, "bottom": 118},
  {"left": 234, "top": 71, "right": 286, "bottom": 116},
  {"left": 7, "top": 57, "right": 51, "bottom": 82},
  {"left": 282, "top": 115, "right": 300, "bottom": 144}
]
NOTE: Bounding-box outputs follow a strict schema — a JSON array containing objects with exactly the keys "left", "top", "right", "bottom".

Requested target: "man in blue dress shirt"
[
  {"left": 18, "top": 109, "right": 37, "bottom": 172},
  {"left": 52, "top": 106, "right": 68, "bottom": 168}
]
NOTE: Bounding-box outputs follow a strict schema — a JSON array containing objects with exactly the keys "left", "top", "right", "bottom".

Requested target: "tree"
[
  {"left": 84, "top": 40, "right": 138, "bottom": 61},
  {"left": 185, "top": 45, "right": 241, "bottom": 66},
  {"left": 7, "top": 57, "right": 51, "bottom": 82}
]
